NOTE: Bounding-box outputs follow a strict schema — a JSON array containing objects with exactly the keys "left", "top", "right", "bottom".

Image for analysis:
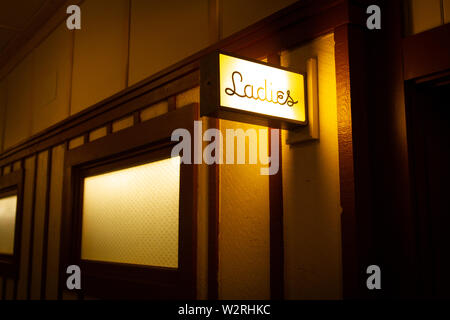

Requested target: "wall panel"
[
  {"left": 70, "top": 0, "right": 129, "bottom": 115},
  {"left": 3, "top": 54, "right": 33, "bottom": 150},
  {"left": 16, "top": 156, "right": 36, "bottom": 299},
  {"left": 129, "top": 0, "right": 210, "bottom": 85},
  {"left": 221, "top": 0, "right": 297, "bottom": 38},
  {"left": 32, "top": 23, "right": 73, "bottom": 135},
  {"left": 407, "top": 0, "right": 442, "bottom": 34},
  {"left": 444, "top": 0, "right": 450, "bottom": 23}
]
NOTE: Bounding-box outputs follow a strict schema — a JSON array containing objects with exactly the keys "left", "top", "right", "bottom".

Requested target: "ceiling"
[{"left": 0, "top": 0, "right": 66, "bottom": 72}]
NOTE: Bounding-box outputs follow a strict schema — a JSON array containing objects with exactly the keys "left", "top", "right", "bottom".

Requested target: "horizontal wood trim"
[
  {"left": 65, "top": 104, "right": 197, "bottom": 167},
  {"left": 0, "top": 67, "right": 200, "bottom": 167},
  {"left": 403, "top": 23, "right": 450, "bottom": 80},
  {"left": 0, "top": 0, "right": 352, "bottom": 168}
]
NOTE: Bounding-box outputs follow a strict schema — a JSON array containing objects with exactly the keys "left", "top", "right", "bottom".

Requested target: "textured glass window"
[
  {"left": 0, "top": 194, "right": 17, "bottom": 255},
  {"left": 81, "top": 156, "right": 180, "bottom": 268}
]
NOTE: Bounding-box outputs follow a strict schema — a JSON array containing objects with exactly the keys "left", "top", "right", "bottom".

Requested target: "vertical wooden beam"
[
  {"left": 106, "top": 122, "right": 113, "bottom": 135},
  {"left": 26, "top": 154, "right": 39, "bottom": 300},
  {"left": 334, "top": 0, "right": 412, "bottom": 299},
  {"left": 207, "top": 117, "right": 219, "bottom": 299},
  {"left": 334, "top": 24, "right": 361, "bottom": 299},
  {"left": 83, "top": 133, "right": 89, "bottom": 144},
  {"left": 133, "top": 111, "right": 140, "bottom": 125},
  {"left": 168, "top": 96, "right": 177, "bottom": 112},
  {"left": 267, "top": 53, "right": 284, "bottom": 300},
  {"left": 40, "top": 149, "right": 53, "bottom": 299},
  {"left": 334, "top": 20, "right": 378, "bottom": 298},
  {"left": 68, "top": 19, "right": 75, "bottom": 117},
  {"left": 125, "top": 0, "right": 132, "bottom": 88}
]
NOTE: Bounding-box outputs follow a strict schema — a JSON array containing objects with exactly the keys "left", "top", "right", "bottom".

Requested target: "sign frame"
[{"left": 200, "top": 51, "right": 308, "bottom": 129}]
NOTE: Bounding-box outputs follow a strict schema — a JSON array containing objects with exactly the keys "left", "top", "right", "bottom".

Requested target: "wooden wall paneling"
[
  {"left": 13, "top": 161, "right": 22, "bottom": 171},
  {"left": 3, "top": 165, "right": 11, "bottom": 175},
  {"left": 45, "top": 144, "right": 65, "bottom": 299},
  {"left": 17, "top": 156, "right": 36, "bottom": 299},
  {"left": 30, "top": 151, "right": 49, "bottom": 299}
]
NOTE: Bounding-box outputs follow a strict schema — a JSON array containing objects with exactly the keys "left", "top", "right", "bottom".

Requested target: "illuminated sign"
[{"left": 200, "top": 52, "right": 307, "bottom": 129}]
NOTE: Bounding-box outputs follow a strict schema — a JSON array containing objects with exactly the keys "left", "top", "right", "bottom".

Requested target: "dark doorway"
[{"left": 408, "top": 76, "right": 450, "bottom": 298}]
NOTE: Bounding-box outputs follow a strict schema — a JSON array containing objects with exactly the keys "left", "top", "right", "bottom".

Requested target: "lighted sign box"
[{"left": 200, "top": 51, "right": 307, "bottom": 129}]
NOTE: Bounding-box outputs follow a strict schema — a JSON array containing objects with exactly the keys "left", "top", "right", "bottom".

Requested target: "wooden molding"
[{"left": 403, "top": 23, "right": 450, "bottom": 81}]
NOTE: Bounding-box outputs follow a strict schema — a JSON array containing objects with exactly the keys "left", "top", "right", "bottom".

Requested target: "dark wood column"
[{"left": 335, "top": 0, "right": 415, "bottom": 298}]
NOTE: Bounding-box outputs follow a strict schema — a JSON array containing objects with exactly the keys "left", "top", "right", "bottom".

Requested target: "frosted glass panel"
[
  {"left": 0, "top": 195, "right": 17, "bottom": 255},
  {"left": 81, "top": 156, "right": 180, "bottom": 268}
]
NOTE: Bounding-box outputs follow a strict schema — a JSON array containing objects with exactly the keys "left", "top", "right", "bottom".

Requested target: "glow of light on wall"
[
  {"left": 81, "top": 156, "right": 180, "bottom": 268},
  {"left": 219, "top": 53, "right": 306, "bottom": 123},
  {"left": 0, "top": 195, "right": 17, "bottom": 255}
]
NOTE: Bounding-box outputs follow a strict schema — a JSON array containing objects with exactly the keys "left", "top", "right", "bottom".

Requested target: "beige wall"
[
  {"left": 281, "top": 34, "right": 342, "bottom": 299},
  {"left": 407, "top": 0, "right": 447, "bottom": 35},
  {"left": 71, "top": 0, "right": 129, "bottom": 114},
  {"left": 32, "top": 23, "right": 72, "bottom": 134},
  {"left": 221, "top": 0, "right": 297, "bottom": 38},
  {"left": 218, "top": 34, "right": 342, "bottom": 300},
  {"left": 218, "top": 120, "right": 271, "bottom": 299},
  {"left": 0, "top": 0, "right": 343, "bottom": 300},
  {"left": 3, "top": 54, "right": 33, "bottom": 150},
  {"left": 129, "top": 0, "right": 210, "bottom": 85},
  {"left": 0, "top": 0, "right": 303, "bottom": 151}
]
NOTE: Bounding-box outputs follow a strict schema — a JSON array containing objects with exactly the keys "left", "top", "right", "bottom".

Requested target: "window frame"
[
  {"left": 0, "top": 169, "right": 24, "bottom": 278},
  {"left": 60, "top": 104, "right": 198, "bottom": 299}
]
